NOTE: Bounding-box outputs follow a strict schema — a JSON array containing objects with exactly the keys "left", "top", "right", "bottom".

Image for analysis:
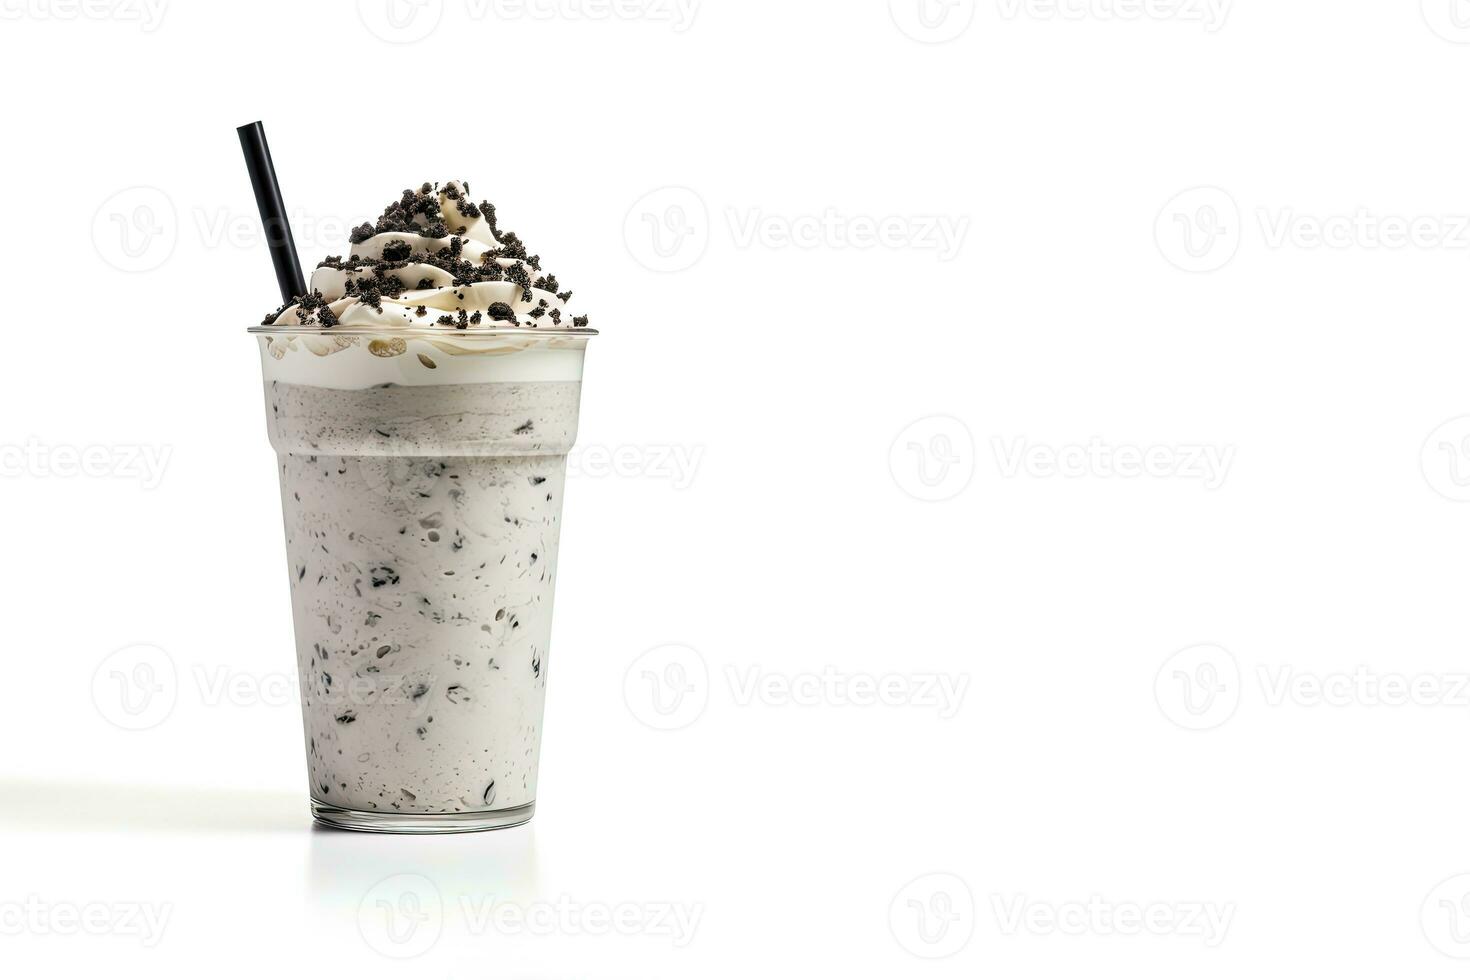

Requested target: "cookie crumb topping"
[{"left": 265, "top": 180, "right": 590, "bottom": 332}]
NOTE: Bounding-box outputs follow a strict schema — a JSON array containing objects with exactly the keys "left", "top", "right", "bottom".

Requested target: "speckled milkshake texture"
[{"left": 266, "top": 379, "right": 582, "bottom": 815}]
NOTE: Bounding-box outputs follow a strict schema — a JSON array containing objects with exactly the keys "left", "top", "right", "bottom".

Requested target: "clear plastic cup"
[{"left": 250, "top": 324, "right": 595, "bottom": 833}]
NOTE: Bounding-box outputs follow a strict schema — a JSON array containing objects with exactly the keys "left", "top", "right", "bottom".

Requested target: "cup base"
[{"left": 311, "top": 800, "right": 535, "bottom": 834}]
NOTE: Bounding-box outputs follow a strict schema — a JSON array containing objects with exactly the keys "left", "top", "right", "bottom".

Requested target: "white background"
[{"left": 3, "top": 0, "right": 1470, "bottom": 975}]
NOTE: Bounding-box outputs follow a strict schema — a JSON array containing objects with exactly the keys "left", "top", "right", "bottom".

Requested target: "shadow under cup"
[{"left": 251, "top": 326, "right": 595, "bottom": 834}]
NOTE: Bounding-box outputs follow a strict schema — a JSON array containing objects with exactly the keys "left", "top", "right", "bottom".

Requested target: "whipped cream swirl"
[{"left": 264, "top": 181, "right": 588, "bottom": 331}]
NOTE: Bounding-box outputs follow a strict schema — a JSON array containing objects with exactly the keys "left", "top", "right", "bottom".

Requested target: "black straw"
[{"left": 237, "top": 121, "right": 307, "bottom": 305}]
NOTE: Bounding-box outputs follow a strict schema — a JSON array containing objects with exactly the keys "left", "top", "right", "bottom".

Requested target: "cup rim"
[{"left": 249, "top": 324, "right": 598, "bottom": 338}]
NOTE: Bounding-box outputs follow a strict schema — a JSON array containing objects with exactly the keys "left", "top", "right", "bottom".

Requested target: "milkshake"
[{"left": 252, "top": 181, "right": 595, "bottom": 833}]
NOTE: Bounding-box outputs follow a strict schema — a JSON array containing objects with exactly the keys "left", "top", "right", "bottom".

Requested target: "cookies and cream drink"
[{"left": 252, "top": 181, "right": 595, "bottom": 833}]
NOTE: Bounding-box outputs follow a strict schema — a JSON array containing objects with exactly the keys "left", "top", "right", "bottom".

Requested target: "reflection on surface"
[
  {"left": 0, "top": 779, "right": 303, "bottom": 833},
  {"left": 307, "top": 822, "right": 541, "bottom": 915},
  {"left": 308, "top": 821, "right": 542, "bottom": 963}
]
